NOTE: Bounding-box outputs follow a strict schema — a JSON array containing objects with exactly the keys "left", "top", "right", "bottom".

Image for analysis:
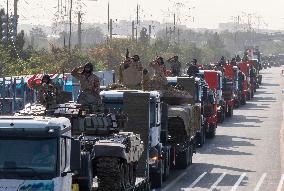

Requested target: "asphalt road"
[{"left": 159, "top": 66, "right": 284, "bottom": 191}]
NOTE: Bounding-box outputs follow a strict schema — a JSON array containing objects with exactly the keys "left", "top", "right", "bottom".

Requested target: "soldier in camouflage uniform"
[
  {"left": 119, "top": 54, "right": 144, "bottom": 89},
  {"left": 71, "top": 62, "right": 101, "bottom": 106},
  {"left": 167, "top": 55, "right": 182, "bottom": 76},
  {"left": 187, "top": 59, "right": 199, "bottom": 77},
  {"left": 37, "top": 74, "right": 58, "bottom": 107},
  {"left": 149, "top": 56, "right": 167, "bottom": 89}
]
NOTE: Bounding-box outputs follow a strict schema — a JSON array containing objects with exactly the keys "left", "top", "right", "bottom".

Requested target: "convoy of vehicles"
[{"left": 0, "top": 47, "right": 275, "bottom": 191}]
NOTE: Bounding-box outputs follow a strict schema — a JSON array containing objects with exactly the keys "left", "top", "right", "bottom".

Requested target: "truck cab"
[
  {"left": 101, "top": 90, "right": 167, "bottom": 188},
  {"left": 198, "top": 70, "right": 226, "bottom": 123},
  {"left": 0, "top": 116, "right": 80, "bottom": 191},
  {"left": 101, "top": 89, "right": 197, "bottom": 188}
]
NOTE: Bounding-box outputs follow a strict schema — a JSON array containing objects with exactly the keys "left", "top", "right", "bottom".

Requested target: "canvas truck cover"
[{"left": 168, "top": 104, "right": 198, "bottom": 138}]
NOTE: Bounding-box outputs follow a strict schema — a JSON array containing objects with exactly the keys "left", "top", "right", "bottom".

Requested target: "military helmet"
[
  {"left": 83, "top": 62, "right": 94, "bottom": 73},
  {"left": 42, "top": 74, "right": 51, "bottom": 84},
  {"left": 132, "top": 55, "right": 140, "bottom": 62}
]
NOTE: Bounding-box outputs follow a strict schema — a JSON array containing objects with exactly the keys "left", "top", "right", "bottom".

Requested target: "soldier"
[
  {"left": 219, "top": 56, "right": 226, "bottom": 66},
  {"left": 37, "top": 74, "right": 58, "bottom": 107},
  {"left": 71, "top": 62, "right": 101, "bottom": 106},
  {"left": 167, "top": 55, "right": 182, "bottom": 76},
  {"left": 149, "top": 56, "right": 167, "bottom": 89},
  {"left": 236, "top": 55, "right": 242, "bottom": 62},
  {"left": 243, "top": 52, "right": 249, "bottom": 62},
  {"left": 118, "top": 50, "right": 144, "bottom": 89},
  {"left": 230, "top": 57, "right": 237, "bottom": 66},
  {"left": 187, "top": 59, "right": 199, "bottom": 77}
]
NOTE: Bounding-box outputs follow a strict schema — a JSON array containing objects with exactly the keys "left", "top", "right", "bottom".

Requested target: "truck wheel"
[
  {"left": 218, "top": 110, "right": 225, "bottom": 123},
  {"left": 206, "top": 124, "right": 216, "bottom": 139},
  {"left": 247, "top": 92, "right": 251, "bottom": 100},
  {"left": 162, "top": 152, "right": 170, "bottom": 181},
  {"left": 97, "top": 157, "right": 127, "bottom": 191},
  {"left": 197, "top": 126, "right": 206, "bottom": 147},
  {"left": 151, "top": 160, "right": 163, "bottom": 188},
  {"left": 226, "top": 106, "right": 233, "bottom": 117},
  {"left": 189, "top": 146, "right": 193, "bottom": 165},
  {"left": 241, "top": 96, "right": 246, "bottom": 105},
  {"left": 78, "top": 152, "right": 93, "bottom": 191},
  {"left": 176, "top": 148, "right": 189, "bottom": 169},
  {"left": 129, "top": 162, "right": 137, "bottom": 186}
]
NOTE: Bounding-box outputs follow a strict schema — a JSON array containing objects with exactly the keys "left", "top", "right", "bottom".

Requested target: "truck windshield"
[{"left": 0, "top": 138, "right": 57, "bottom": 176}]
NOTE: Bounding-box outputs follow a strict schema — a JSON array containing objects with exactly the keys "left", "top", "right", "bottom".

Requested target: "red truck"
[
  {"left": 222, "top": 64, "right": 235, "bottom": 115},
  {"left": 199, "top": 70, "right": 226, "bottom": 123},
  {"left": 238, "top": 62, "right": 251, "bottom": 101}
]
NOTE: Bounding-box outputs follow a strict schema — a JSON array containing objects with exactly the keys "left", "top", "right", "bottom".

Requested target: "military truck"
[
  {"left": 0, "top": 116, "right": 81, "bottom": 191},
  {"left": 101, "top": 90, "right": 198, "bottom": 188},
  {"left": 12, "top": 99, "right": 146, "bottom": 191},
  {"left": 167, "top": 76, "right": 217, "bottom": 141},
  {"left": 198, "top": 70, "right": 227, "bottom": 124}
]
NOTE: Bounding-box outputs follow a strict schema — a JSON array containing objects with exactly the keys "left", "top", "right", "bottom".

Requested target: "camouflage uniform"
[
  {"left": 168, "top": 57, "right": 182, "bottom": 76},
  {"left": 37, "top": 83, "right": 58, "bottom": 106},
  {"left": 119, "top": 58, "right": 143, "bottom": 89},
  {"left": 150, "top": 60, "right": 167, "bottom": 90},
  {"left": 72, "top": 65, "right": 101, "bottom": 105}
]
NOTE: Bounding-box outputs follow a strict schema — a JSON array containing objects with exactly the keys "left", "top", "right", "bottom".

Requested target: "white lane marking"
[
  {"left": 181, "top": 172, "right": 207, "bottom": 191},
  {"left": 230, "top": 173, "right": 247, "bottom": 191},
  {"left": 163, "top": 171, "right": 187, "bottom": 191},
  {"left": 276, "top": 174, "right": 284, "bottom": 191},
  {"left": 254, "top": 173, "right": 267, "bottom": 191},
  {"left": 208, "top": 172, "right": 227, "bottom": 191}
]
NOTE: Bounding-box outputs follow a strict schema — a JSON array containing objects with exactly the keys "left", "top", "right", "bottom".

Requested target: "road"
[{"left": 160, "top": 66, "right": 284, "bottom": 191}]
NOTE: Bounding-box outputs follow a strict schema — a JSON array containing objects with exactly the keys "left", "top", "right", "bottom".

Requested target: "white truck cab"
[{"left": 0, "top": 116, "right": 80, "bottom": 191}]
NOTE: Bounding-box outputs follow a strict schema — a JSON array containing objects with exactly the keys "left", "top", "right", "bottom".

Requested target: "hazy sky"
[{"left": 1, "top": 0, "right": 284, "bottom": 30}]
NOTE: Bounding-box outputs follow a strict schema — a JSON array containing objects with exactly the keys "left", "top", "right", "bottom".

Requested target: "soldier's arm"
[
  {"left": 93, "top": 75, "right": 101, "bottom": 93},
  {"left": 71, "top": 65, "right": 84, "bottom": 79}
]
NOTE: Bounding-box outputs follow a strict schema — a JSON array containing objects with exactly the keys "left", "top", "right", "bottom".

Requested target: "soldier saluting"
[
  {"left": 167, "top": 55, "right": 182, "bottom": 76},
  {"left": 71, "top": 62, "right": 101, "bottom": 105}
]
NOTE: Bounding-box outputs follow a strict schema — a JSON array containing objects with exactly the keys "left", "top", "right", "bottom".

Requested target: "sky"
[{"left": 1, "top": 0, "right": 284, "bottom": 30}]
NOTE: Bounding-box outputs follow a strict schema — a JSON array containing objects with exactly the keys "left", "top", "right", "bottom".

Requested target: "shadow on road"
[
  {"left": 224, "top": 114, "right": 263, "bottom": 125},
  {"left": 198, "top": 135, "right": 259, "bottom": 156}
]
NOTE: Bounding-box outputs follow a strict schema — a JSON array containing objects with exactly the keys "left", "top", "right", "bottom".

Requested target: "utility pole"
[
  {"left": 136, "top": 4, "right": 139, "bottom": 25},
  {"left": 14, "top": 0, "right": 18, "bottom": 30},
  {"left": 174, "top": 13, "right": 176, "bottom": 31},
  {"left": 109, "top": 18, "right": 113, "bottom": 39},
  {"left": 68, "top": 0, "right": 73, "bottom": 50},
  {"left": 107, "top": 2, "right": 110, "bottom": 34},
  {"left": 132, "top": 21, "right": 135, "bottom": 41},
  {"left": 148, "top": 25, "right": 151, "bottom": 43},
  {"left": 77, "top": 12, "right": 82, "bottom": 50},
  {"left": 6, "top": 0, "right": 9, "bottom": 47}
]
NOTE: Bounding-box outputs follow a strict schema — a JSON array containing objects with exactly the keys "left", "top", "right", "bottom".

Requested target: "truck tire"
[
  {"left": 218, "top": 110, "right": 225, "bottom": 123},
  {"left": 151, "top": 160, "right": 163, "bottom": 188},
  {"left": 162, "top": 150, "right": 170, "bottom": 181},
  {"left": 78, "top": 152, "right": 93, "bottom": 191},
  {"left": 176, "top": 148, "right": 190, "bottom": 169},
  {"left": 241, "top": 96, "right": 246, "bottom": 105},
  {"left": 206, "top": 124, "right": 216, "bottom": 139},
  {"left": 226, "top": 106, "right": 233, "bottom": 117},
  {"left": 97, "top": 157, "right": 127, "bottom": 191},
  {"left": 197, "top": 126, "right": 206, "bottom": 147}
]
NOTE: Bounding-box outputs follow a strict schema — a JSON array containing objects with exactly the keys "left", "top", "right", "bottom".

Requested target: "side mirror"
[{"left": 70, "top": 139, "right": 81, "bottom": 171}]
